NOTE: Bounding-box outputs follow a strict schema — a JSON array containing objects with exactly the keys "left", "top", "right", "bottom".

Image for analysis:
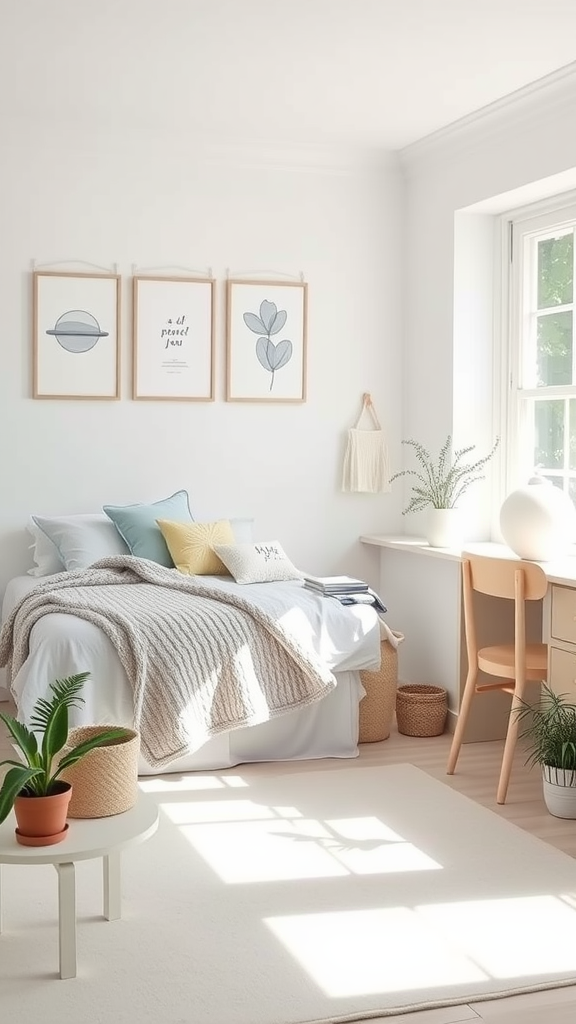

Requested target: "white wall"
[
  {"left": 386, "top": 73, "right": 576, "bottom": 703},
  {"left": 0, "top": 113, "right": 404, "bottom": 600},
  {"left": 400, "top": 73, "right": 576, "bottom": 495}
]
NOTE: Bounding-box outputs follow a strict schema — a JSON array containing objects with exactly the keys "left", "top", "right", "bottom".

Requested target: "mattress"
[{"left": 1, "top": 575, "right": 382, "bottom": 775}]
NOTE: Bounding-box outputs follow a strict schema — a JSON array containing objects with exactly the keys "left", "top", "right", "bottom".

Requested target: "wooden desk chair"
[{"left": 446, "top": 552, "right": 548, "bottom": 804}]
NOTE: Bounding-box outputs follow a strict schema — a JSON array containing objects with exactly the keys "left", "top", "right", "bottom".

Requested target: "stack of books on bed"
[
  {"left": 303, "top": 574, "right": 369, "bottom": 595},
  {"left": 303, "top": 575, "right": 387, "bottom": 613}
]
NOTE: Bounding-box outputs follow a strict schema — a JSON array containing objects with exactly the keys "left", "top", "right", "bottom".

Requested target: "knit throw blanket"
[{"left": 0, "top": 556, "right": 337, "bottom": 767}]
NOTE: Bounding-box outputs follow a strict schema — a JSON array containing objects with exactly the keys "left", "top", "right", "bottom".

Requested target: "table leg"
[
  {"left": 56, "top": 861, "right": 76, "bottom": 980},
  {"left": 103, "top": 852, "right": 121, "bottom": 921}
]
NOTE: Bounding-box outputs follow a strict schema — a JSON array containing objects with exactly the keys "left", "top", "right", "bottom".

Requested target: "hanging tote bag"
[{"left": 342, "top": 393, "right": 391, "bottom": 494}]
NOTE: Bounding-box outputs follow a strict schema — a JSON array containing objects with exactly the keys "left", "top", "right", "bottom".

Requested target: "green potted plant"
[
  {"left": 390, "top": 434, "right": 499, "bottom": 547},
  {"left": 514, "top": 684, "right": 576, "bottom": 818},
  {"left": 0, "top": 672, "right": 130, "bottom": 845}
]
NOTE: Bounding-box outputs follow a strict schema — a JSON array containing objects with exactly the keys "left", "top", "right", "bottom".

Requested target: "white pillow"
[
  {"left": 31, "top": 513, "right": 130, "bottom": 571},
  {"left": 212, "top": 540, "right": 302, "bottom": 585},
  {"left": 27, "top": 517, "right": 64, "bottom": 576}
]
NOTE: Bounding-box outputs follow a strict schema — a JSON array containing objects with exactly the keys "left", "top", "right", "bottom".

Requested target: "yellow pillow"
[{"left": 156, "top": 519, "right": 235, "bottom": 575}]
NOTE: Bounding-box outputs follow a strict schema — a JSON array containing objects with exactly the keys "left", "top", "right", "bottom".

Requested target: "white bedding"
[{"left": 1, "top": 574, "right": 382, "bottom": 775}]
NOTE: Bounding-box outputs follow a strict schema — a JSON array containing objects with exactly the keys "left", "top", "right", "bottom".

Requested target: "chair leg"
[
  {"left": 496, "top": 683, "right": 526, "bottom": 805},
  {"left": 447, "top": 664, "right": 478, "bottom": 775}
]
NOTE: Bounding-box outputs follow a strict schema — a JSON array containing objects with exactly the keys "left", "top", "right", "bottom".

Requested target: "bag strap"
[{"left": 354, "top": 392, "right": 381, "bottom": 430}]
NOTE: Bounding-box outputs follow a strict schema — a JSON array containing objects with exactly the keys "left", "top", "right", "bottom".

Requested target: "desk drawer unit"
[
  {"left": 549, "top": 646, "right": 576, "bottom": 700},
  {"left": 551, "top": 585, "right": 576, "bottom": 644},
  {"left": 550, "top": 585, "right": 576, "bottom": 700}
]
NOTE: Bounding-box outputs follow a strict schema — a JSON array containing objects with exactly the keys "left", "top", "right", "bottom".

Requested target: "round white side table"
[{"left": 0, "top": 790, "right": 159, "bottom": 979}]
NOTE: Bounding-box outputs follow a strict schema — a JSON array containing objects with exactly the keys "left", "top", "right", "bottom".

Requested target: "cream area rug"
[{"left": 2, "top": 763, "right": 576, "bottom": 1024}]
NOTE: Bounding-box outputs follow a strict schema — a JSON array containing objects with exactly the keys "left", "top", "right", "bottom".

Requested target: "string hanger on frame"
[
  {"left": 31, "top": 259, "right": 119, "bottom": 275},
  {"left": 225, "top": 268, "right": 305, "bottom": 282},
  {"left": 131, "top": 265, "right": 213, "bottom": 279}
]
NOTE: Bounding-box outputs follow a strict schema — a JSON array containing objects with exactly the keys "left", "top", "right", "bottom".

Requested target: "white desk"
[
  {"left": 0, "top": 791, "right": 159, "bottom": 979},
  {"left": 361, "top": 534, "right": 576, "bottom": 739}
]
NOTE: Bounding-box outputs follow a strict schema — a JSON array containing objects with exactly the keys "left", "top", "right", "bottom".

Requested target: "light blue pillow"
[{"left": 103, "top": 490, "right": 194, "bottom": 566}]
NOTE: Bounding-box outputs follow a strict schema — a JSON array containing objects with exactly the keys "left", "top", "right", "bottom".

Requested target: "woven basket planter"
[
  {"left": 59, "top": 726, "right": 140, "bottom": 818},
  {"left": 396, "top": 684, "right": 448, "bottom": 737},
  {"left": 359, "top": 631, "right": 404, "bottom": 743}
]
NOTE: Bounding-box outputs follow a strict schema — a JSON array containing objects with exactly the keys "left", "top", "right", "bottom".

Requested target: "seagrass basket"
[
  {"left": 359, "top": 631, "right": 404, "bottom": 742},
  {"left": 59, "top": 726, "right": 140, "bottom": 818},
  {"left": 396, "top": 684, "right": 448, "bottom": 737}
]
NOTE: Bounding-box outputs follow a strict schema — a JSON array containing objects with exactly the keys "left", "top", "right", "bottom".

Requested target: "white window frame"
[{"left": 499, "top": 191, "right": 576, "bottom": 500}]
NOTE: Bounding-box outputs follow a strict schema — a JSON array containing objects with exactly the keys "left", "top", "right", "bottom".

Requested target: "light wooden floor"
[{"left": 2, "top": 704, "right": 576, "bottom": 1023}]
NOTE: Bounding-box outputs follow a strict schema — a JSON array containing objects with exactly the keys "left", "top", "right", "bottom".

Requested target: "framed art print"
[
  {"left": 132, "top": 276, "right": 215, "bottom": 400},
  {"left": 226, "top": 279, "right": 308, "bottom": 402},
  {"left": 33, "top": 271, "right": 120, "bottom": 399}
]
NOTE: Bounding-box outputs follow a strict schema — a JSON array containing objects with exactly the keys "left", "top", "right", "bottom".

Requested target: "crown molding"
[{"left": 399, "top": 60, "right": 576, "bottom": 171}]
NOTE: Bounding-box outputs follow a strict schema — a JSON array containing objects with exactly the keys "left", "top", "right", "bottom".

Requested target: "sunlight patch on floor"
[
  {"left": 161, "top": 799, "right": 279, "bottom": 824},
  {"left": 416, "top": 895, "right": 576, "bottom": 977},
  {"left": 266, "top": 906, "right": 489, "bottom": 997},
  {"left": 139, "top": 775, "right": 226, "bottom": 793},
  {"left": 265, "top": 895, "right": 576, "bottom": 998},
  {"left": 168, "top": 808, "right": 442, "bottom": 883}
]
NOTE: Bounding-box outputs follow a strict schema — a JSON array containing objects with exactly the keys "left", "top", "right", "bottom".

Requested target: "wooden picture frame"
[
  {"left": 132, "top": 276, "right": 215, "bottom": 401},
  {"left": 33, "top": 271, "right": 120, "bottom": 400},
  {"left": 226, "top": 279, "right": 307, "bottom": 402}
]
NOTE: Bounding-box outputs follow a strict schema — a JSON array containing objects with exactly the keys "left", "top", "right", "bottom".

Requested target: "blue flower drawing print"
[
  {"left": 226, "top": 279, "right": 307, "bottom": 402},
  {"left": 242, "top": 299, "right": 293, "bottom": 392}
]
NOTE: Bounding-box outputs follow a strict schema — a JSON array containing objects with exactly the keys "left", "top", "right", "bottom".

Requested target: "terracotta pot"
[{"left": 14, "top": 781, "right": 72, "bottom": 846}]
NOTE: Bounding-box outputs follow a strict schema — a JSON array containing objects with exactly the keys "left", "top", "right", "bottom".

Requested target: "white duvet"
[{"left": 1, "top": 570, "right": 382, "bottom": 774}]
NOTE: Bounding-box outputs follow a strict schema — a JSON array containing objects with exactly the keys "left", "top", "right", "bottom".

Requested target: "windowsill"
[{"left": 359, "top": 533, "right": 576, "bottom": 586}]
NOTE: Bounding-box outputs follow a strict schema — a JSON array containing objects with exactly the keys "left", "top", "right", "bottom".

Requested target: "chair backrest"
[
  {"left": 462, "top": 553, "right": 548, "bottom": 602},
  {"left": 460, "top": 553, "right": 547, "bottom": 677}
]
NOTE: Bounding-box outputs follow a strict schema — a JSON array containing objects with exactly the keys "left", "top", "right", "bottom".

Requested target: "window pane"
[
  {"left": 534, "top": 399, "right": 564, "bottom": 469},
  {"left": 537, "top": 232, "right": 573, "bottom": 309},
  {"left": 536, "top": 310, "right": 573, "bottom": 386},
  {"left": 570, "top": 399, "right": 576, "bottom": 471}
]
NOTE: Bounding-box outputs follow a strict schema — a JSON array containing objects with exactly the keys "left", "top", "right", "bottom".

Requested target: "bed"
[{"left": 0, "top": 561, "right": 382, "bottom": 776}]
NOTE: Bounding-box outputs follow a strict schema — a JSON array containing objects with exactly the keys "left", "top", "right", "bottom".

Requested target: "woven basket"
[
  {"left": 396, "top": 684, "right": 448, "bottom": 737},
  {"left": 59, "top": 726, "right": 140, "bottom": 818},
  {"left": 359, "top": 631, "right": 404, "bottom": 743}
]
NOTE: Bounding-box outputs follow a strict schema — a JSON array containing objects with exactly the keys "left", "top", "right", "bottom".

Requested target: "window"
[{"left": 506, "top": 197, "right": 576, "bottom": 502}]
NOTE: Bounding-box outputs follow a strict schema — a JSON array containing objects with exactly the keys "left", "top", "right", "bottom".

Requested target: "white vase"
[
  {"left": 499, "top": 476, "right": 576, "bottom": 561},
  {"left": 426, "top": 508, "right": 461, "bottom": 548}
]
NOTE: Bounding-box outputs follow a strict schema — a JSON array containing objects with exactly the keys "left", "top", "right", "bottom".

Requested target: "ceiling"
[{"left": 3, "top": 0, "right": 576, "bottom": 151}]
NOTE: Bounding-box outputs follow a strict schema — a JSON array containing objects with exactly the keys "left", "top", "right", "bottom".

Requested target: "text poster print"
[{"left": 133, "top": 276, "right": 215, "bottom": 400}]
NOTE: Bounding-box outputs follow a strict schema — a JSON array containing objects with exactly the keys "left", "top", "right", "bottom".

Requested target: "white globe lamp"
[{"left": 499, "top": 476, "right": 576, "bottom": 561}]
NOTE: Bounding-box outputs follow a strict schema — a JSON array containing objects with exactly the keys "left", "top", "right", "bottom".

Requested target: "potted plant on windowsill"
[
  {"left": 514, "top": 684, "right": 576, "bottom": 818},
  {"left": 0, "top": 672, "right": 131, "bottom": 846},
  {"left": 389, "top": 435, "right": 500, "bottom": 548}
]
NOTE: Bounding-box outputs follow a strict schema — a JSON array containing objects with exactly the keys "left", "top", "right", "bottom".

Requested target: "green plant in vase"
[
  {"left": 0, "top": 672, "right": 130, "bottom": 842},
  {"left": 390, "top": 434, "right": 499, "bottom": 547}
]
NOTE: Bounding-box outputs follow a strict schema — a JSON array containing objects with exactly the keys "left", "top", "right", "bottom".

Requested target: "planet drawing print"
[{"left": 46, "top": 309, "right": 109, "bottom": 353}]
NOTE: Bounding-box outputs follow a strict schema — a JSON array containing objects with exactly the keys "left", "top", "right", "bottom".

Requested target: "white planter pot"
[
  {"left": 542, "top": 764, "right": 576, "bottom": 818},
  {"left": 426, "top": 508, "right": 461, "bottom": 548}
]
